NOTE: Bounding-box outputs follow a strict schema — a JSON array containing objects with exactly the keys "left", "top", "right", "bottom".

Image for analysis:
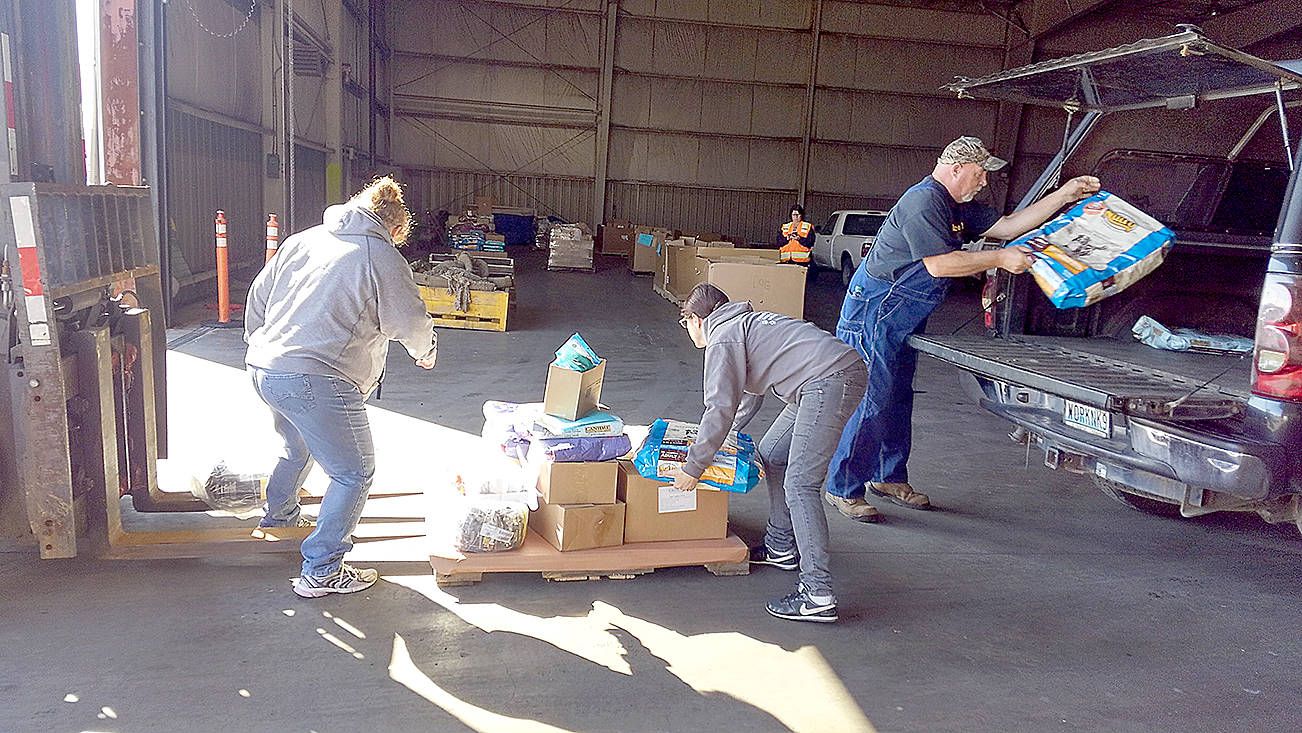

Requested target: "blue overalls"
[{"left": 825, "top": 258, "right": 949, "bottom": 499}]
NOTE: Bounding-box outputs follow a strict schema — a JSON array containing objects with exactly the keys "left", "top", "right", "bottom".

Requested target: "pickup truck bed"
[{"left": 910, "top": 334, "right": 1249, "bottom": 418}]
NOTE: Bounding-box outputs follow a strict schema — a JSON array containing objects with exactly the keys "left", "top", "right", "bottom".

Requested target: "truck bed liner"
[{"left": 910, "top": 334, "right": 1250, "bottom": 419}]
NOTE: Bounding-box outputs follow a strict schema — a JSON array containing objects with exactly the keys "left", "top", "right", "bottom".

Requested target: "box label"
[{"left": 658, "top": 485, "right": 697, "bottom": 513}]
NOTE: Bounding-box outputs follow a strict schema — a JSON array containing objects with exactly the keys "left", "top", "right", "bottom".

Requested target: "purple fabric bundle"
[{"left": 529, "top": 434, "right": 632, "bottom": 463}]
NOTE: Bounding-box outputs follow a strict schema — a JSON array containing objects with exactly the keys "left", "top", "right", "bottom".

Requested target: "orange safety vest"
[{"left": 780, "top": 220, "right": 812, "bottom": 264}]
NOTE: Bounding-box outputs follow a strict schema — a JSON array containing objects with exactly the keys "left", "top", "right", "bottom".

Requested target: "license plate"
[{"left": 1063, "top": 400, "right": 1111, "bottom": 437}]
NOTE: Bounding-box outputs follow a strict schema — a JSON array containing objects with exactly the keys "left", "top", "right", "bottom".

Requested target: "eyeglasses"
[{"left": 678, "top": 316, "right": 689, "bottom": 330}]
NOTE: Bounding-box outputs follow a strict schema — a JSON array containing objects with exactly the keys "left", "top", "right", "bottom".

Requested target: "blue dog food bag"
[
  {"left": 633, "top": 419, "right": 762, "bottom": 493},
  {"left": 1007, "top": 192, "right": 1175, "bottom": 309}
]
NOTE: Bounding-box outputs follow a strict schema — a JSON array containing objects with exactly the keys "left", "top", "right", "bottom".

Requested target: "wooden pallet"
[
  {"left": 652, "top": 282, "right": 682, "bottom": 306},
  {"left": 417, "top": 286, "right": 509, "bottom": 331},
  {"left": 430, "top": 530, "right": 750, "bottom": 586}
]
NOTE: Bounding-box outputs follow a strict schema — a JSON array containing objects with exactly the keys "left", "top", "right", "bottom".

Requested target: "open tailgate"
[{"left": 909, "top": 334, "right": 1247, "bottom": 421}]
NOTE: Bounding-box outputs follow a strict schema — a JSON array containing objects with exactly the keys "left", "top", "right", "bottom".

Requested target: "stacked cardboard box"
[
  {"left": 548, "top": 224, "right": 595, "bottom": 271},
  {"left": 532, "top": 358, "right": 626, "bottom": 551},
  {"left": 616, "top": 461, "right": 730, "bottom": 543}
]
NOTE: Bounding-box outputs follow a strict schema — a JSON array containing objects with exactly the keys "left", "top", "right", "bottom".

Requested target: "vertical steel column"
[
  {"left": 139, "top": 0, "right": 170, "bottom": 323},
  {"left": 100, "top": 0, "right": 142, "bottom": 185},
  {"left": 797, "top": 0, "right": 822, "bottom": 205},
  {"left": 592, "top": 0, "right": 617, "bottom": 226}
]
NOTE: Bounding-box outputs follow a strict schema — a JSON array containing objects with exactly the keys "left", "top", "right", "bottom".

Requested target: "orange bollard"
[
  {"left": 264, "top": 213, "right": 279, "bottom": 263},
  {"left": 215, "top": 210, "right": 230, "bottom": 323}
]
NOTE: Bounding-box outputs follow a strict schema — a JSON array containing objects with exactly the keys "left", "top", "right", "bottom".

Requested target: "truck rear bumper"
[{"left": 963, "top": 373, "right": 1294, "bottom": 502}]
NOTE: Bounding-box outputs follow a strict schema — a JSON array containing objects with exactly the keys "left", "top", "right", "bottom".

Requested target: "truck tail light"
[
  {"left": 1252, "top": 272, "right": 1302, "bottom": 400},
  {"left": 861, "top": 241, "right": 870, "bottom": 259}
]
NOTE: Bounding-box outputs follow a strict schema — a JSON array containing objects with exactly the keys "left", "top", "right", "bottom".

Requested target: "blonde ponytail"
[{"left": 349, "top": 175, "right": 412, "bottom": 244}]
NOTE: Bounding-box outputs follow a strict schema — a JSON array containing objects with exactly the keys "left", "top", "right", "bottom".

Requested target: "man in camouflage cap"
[{"left": 824, "top": 136, "right": 1099, "bottom": 522}]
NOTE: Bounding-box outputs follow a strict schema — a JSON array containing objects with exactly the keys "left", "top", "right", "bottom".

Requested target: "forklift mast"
[{"left": 0, "top": 0, "right": 180, "bottom": 558}]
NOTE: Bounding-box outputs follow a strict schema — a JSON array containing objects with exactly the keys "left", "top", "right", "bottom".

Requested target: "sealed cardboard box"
[
  {"left": 601, "top": 219, "right": 634, "bottom": 257},
  {"left": 543, "top": 359, "right": 605, "bottom": 421},
  {"left": 616, "top": 461, "right": 729, "bottom": 543},
  {"left": 537, "top": 460, "right": 619, "bottom": 505},
  {"left": 532, "top": 500, "right": 625, "bottom": 551},
  {"left": 707, "top": 261, "right": 806, "bottom": 319}
]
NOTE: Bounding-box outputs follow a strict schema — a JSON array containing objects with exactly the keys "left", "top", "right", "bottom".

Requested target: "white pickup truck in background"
[{"left": 811, "top": 210, "right": 889, "bottom": 286}]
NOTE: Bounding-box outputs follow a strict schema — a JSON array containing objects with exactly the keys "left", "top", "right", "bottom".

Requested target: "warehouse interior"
[{"left": 3, "top": 1, "right": 1302, "bottom": 731}]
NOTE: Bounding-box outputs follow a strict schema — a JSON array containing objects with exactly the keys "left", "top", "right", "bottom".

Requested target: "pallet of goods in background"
[
  {"left": 412, "top": 252, "right": 515, "bottom": 331},
  {"left": 431, "top": 338, "right": 749, "bottom": 586},
  {"left": 547, "top": 223, "right": 596, "bottom": 272}
]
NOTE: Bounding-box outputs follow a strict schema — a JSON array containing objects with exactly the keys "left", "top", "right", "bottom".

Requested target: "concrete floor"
[{"left": 3, "top": 248, "right": 1302, "bottom": 733}]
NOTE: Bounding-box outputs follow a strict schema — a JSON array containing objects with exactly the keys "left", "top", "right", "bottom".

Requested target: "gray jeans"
[{"left": 757, "top": 362, "right": 868, "bottom": 599}]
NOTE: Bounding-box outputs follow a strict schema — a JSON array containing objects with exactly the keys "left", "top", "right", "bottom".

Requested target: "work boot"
[
  {"left": 824, "top": 493, "right": 880, "bottom": 523},
  {"left": 867, "top": 482, "right": 932, "bottom": 510}
]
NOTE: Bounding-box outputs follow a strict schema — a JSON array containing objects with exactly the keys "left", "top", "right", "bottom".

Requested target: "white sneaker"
[{"left": 293, "top": 564, "right": 378, "bottom": 598}]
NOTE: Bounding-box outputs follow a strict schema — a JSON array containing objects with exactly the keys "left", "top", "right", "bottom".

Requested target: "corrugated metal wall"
[
  {"left": 164, "top": 107, "right": 264, "bottom": 292},
  {"left": 388, "top": 0, "right": 1007, "bottom": 244},
  {"left": 292, "top": 145, "right": 328, "bottom": 229},
  {"left": 403, "top": 167, "right": 593, "bottom": 223}
]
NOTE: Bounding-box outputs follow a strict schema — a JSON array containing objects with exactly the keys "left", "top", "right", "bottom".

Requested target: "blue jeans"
[
  {"left": 758, "top": 363, "right": 868, "bottom": 600},
  {"left": 250, "top": 368, "right": 376, "bottom": 578},
  {"left": 825, "top": 260, "right": 947, "bottom": 499}
]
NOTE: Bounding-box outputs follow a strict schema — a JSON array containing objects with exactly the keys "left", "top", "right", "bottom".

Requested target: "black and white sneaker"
[
  {"left": 765, "top": 586, "right": 838, "bottom": 623},
  {"left": 749, "top": 544, "right": 799, "bottom": 571}
]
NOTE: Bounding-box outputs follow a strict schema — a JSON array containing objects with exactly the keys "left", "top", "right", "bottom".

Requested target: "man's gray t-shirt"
[{"left": 863, "top": 176, "right": 1001, "bottom": 281}]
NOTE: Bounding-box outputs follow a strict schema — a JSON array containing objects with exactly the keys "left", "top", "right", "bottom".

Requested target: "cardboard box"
[
  {"left": 531, "top": 499, "right": 625, "bottom": 551},
  {"left": 543, "top": 359, "right": 605, "bottom": 421},
  {"left": 631, "top": 226, "right": 674, "bottom": 273},
  {"left": 601, "top": 220, "right": 634, "bottom": 257},
  {"left": 707, "top": 261, "right": 806, "bottom": 319},
  {"left": 665, "top": 243, "right": 701, "bottom": 299},
  {"left": 537, "top": 460, "right": 619, "bottom": 505},
  {"left": 616, "top": 461, "right": 729, "bottom": 543},
  {"left": 668, "top": 246, "right": 780, "bottom": 301},
  {"left": 657, "top": 237, "right": 688, "bottom": 292}
]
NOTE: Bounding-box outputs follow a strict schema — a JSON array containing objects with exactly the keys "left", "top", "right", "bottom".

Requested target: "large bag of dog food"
[
  {"left": 633, "top": 419, "right": 761, "bottom": 493},
  {"left": 1007, "top": 191, "right": 1175, "bottom": 309}
]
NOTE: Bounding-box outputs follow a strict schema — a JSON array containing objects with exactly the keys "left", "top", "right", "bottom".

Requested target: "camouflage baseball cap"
[{"left": 938, "top": 136, "right": 1007, "bottom": 171}]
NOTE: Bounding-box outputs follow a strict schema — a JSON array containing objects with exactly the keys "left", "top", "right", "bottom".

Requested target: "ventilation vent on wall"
[{"left": 293, "top": 42, "right": 330, "bottom": 77}]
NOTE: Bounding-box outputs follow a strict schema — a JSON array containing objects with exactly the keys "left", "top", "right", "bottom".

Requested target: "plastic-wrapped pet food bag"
[
  {"left": 1007, "top": 191, "right": 1175, "bottom": 309},
  {"left": 634, "top": 419, "right": 762, "bottom": 493}
]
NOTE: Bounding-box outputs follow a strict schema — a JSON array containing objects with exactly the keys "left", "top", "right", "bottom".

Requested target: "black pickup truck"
[{"left": 911, "top": 31, "right": 1302, "bottom": 535}]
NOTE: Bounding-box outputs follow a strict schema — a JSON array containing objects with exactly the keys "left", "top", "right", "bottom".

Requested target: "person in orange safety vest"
[{"left": 780, "top": 205, "right": 813, "bottom": 265}]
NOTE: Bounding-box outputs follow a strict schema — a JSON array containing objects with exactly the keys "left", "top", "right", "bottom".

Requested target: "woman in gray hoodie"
[
  {"left": 671, "top": 283, "right": 867, "bottom": 622},
  {"left": 244, "top": 176, "right": 437, "bottom": 598}
]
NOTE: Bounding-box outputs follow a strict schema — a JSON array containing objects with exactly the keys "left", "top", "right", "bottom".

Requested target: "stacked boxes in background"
[
  {"left": 660, "top": 243, "right": 806, "bottom": 318},
  {"left": 631, "top": 226, "right": 674, "bottom": 274},
  {"left": 600, "top": 219, "right": 634, "bottom": 257},
  {"left": 548, "top": 224, "right": 596, "bottom": 271}
]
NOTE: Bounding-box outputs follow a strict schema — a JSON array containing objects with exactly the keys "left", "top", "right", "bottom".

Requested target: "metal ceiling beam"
[
  {"left": 1017, "top": 0, "right": 1116, "bottom": 39},
  {"left": 1203, "top": 0, "right": 1302, "bottom": 49},
  {"left": 394, "top": 94, "right": 597, "bottom": 129}
]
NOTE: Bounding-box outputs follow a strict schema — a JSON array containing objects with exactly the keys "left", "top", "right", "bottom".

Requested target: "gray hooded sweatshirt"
[
  {"left": 683, "top": 301, "right": 861, "bottom": 478},
  {"left": 244, "top": 204, "right": 437, "bottom": 394}
]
